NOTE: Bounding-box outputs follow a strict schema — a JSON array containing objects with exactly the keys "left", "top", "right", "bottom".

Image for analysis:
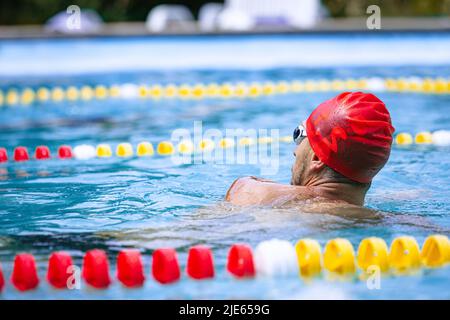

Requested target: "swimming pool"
[{"left": 0, "top": 33, "right": 449, "bottom": 299}]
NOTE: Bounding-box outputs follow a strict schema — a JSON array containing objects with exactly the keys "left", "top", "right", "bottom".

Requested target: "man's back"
[{"left": 225, "top": 176, "right": 380, "bottom": 219}]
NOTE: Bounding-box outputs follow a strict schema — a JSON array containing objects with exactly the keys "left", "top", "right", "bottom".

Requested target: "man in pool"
[{"left": 225, "top": 92, "right": 395, "bottom": 212}]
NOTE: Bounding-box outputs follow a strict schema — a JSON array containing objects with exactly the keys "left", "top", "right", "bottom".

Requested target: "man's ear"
[{"left": 310, "top": 152, "right": 326, "bottom": 172}]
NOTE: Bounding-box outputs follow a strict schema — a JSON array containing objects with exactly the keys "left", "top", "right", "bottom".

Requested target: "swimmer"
[{"left": 225, "top": 92, "right": 395, "bottom": 215}]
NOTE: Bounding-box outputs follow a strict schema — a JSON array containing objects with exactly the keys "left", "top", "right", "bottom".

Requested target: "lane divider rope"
[
  {"left": 0, "top": 131, "right": 449, "bottom": 164},
  {"left": 0, "top": 77, "right": 449, "bottom": 107},
  {"left": 0, "top": 235, "right": 448, "bottom": 292}
]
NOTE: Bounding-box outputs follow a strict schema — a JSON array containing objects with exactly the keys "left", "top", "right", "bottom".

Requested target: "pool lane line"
[
  {"left": 0, "top": 235, "right": 448, "bottom": 292},
  {"left": 0, "top": 131, "right": 449, "bottom": 164},
  {"left": 0, "top": 137, "right": 291, "bottom": 163},
  {"left": 0, "top": 77, "right": 449, "bottom": 107}
]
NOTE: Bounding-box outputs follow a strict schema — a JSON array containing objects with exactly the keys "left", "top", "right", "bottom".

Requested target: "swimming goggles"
[{"left": 293, "top": 123, "right": 307, "bottom": 145}]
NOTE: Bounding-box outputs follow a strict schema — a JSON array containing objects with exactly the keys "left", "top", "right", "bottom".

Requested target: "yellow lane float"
[
  {"left": 116, "top": 143, "right": 133, "bottom": 157},
  {"left": 177, "top": 140, "right": 194, "bottom": 154},
  {"left": 219, "top": 138, "right": 235, "bottom": 149},
  {"left": 389, "top": 236, "right": 421, "bottom": 272},
  {"left": 157, "top": 141, "right": 174, "bottom": 155},
  {"left": 198, "top": 139, "right": 215, "bottom": 152},
  {"left": 96, "top": 144, "right": 112, "bottom": 158},
  {"left": 395, "top": 133, "right": 413, "bottom": 145},
  {"left": 324, "top": 238, "right": 356, "bottom": 275},
  {"left": 357, "top": 237, "right": 389, "bottom": 272},
  {"left": 415, "top": 131, "right": 433, "bottom": 144},
  {"left": 295, "top": 239, "right": 322, "bottom": 277},
  {"left": 137, "top": 142, "right": 154, "bottom": 157},
  {"left": 421, "top": 235, "right": 450, "bottom": 267}
]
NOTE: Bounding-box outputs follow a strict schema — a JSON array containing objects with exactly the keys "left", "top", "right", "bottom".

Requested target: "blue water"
[{"left": 0, "top": 34, "right": 449, "bottom": 299}]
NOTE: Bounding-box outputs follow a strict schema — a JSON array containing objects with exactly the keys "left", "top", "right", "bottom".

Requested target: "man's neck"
[{"left": 304, "top": 177, "right": 367, "bottom": 206}]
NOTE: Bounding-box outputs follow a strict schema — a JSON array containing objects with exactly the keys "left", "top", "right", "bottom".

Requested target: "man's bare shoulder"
[
  {"left": 224, "top": 177, "right": 381, "bottom": 219},
  {"left": 225, "top": 176, "right": 311, "bottom": 206}
]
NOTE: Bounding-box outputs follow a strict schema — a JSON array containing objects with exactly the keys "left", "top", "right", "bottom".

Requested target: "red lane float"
[
  {"left": 152, "top": 248, "right": 180, "bottom": 284},
  {"left": 0, "top": 235, "right": 448, "bottom": 294},
  {"left": 0, "top": 145, "right": 74, "bottom": 163},
  {"left": 82, "top": 249, "right": 111, "bottom": 289},
  {"left": 0, "top": 263, "right": 4, "bottom": 291},
  {"left": 58, "top": 145, "right": 72, "bottom": 159},
  {"left": 11, "top": 253, "right": 39, "bottom": 291},
  {"left": 35, "top": 146, "right": 51, "bottom": 160},
  {"left": 186, "top": 245, "right": 215, "bottom": 280},
  {"left": 14, "top": 146, "right": 29, "bottom": 162},
  {"left": 117, "top": 249, "right": 145, "bottom": 288},
  {"left": 0, "top": 148, "right": 7, "bottom": 162},
  {"left": 227, "top": 244, "right": 255, "bottom": 278},
  {"left": 47, "top": 252, "right": 73, "bottom": 289}
]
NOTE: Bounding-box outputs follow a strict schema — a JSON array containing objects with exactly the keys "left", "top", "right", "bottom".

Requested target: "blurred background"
[
  {"left": 0, "top": 0, "right": 449, "bottom": 36},
  {"left": 2, "top": 0, "right": 450, "bottom": 24}
]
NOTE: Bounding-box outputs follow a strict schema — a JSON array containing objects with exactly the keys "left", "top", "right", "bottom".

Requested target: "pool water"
[{"left": 0, "top": 34, "right": 449, "bottom": 299}]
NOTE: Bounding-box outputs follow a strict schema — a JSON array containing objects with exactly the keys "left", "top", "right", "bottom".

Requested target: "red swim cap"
[{"left": 305, "top": 92, "right": 395, "bottom": 183}]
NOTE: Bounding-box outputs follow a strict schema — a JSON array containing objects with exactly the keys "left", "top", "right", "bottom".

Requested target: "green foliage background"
[{"left": 1, "top": 0, "right": 449, "bottom": 25}]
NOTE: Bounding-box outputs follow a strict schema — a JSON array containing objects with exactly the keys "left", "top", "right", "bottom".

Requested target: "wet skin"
[{"left": 225, "top": 138, "right": 378, "bottom": 218}]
